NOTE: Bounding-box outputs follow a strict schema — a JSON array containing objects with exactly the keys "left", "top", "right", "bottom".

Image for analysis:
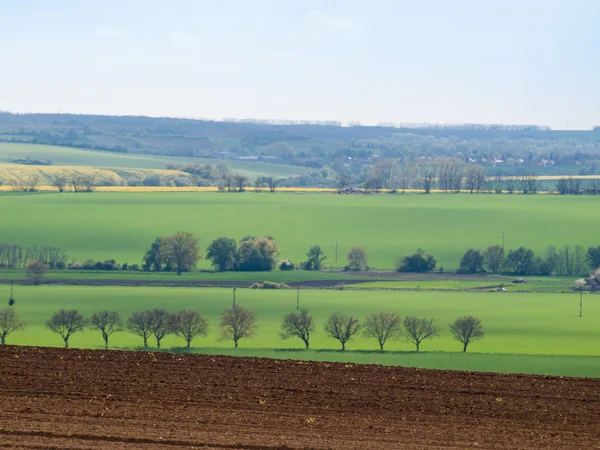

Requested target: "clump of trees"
[
  {"left": 472, "top": 244, "right": 592, "bottom": 276},
  {"left": 206, "top": 237, "right": 238, "bottom": 271},
  {"left": 459, "top": 249, "right": 484, "bottom": 274},
  {"left": 0, "top": 244, "right": 68, "bottom": 269},
  {"left": 142, "top": 232, "right": 201, "bottom": 274},
  {"left": 397, "top": 249, "right": 437, "bottom": 273},
  {"left": 205, "top": 236, "right": 280, "bottom": 272},
  {"left": 237, "top": 236, "right": 280, "bottom": 271}
]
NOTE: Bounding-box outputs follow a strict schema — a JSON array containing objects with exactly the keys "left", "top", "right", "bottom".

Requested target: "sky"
[{"left": 1, "top": 0, "right": 599, "bottom": 129}]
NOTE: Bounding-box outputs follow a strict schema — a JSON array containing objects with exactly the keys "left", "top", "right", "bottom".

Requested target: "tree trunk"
[
  {"left": 341, "top": 341, "right": 345, "bottom": 351},
  {"left": 463, "top": 342, "right": 468, "bottom": 352},
  {"left": 104, "top": 337, "right": 108, "bottom": 350},
  {"left": 156, "top": 338, "right": 161, "bottom": 349},
  {"left": 416, "top": 342, "right": 420, "bottom": 352},
  {"left": 305, "top": 341, "right": 309, "bottom": 349},
  {"left": 64, "top": 338, "right": 69, "bottom": 349},
  {"left": 187, "top": 339, "right": 191, "bottom": 348},
  {"left": 379, "top": 342, "right": 384, "bottom": 351},
  {"left": 234, "top": 340, "right": 238, "bottom": 348},
  {"left": 1, "top": 335, "right": 5, "bottom": 345},
  {"left": 143, "top": 336, "right": 147, "bottom": 347}
]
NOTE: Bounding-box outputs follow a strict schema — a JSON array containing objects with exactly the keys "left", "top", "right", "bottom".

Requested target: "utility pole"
[
  {"left": 233, "top": 287, "right": 236, "bottom": 308},
  {"left": 296, "top": 286, "right": 300, "bottom": 311},
  {"left": 335, "top": 241, "right": 338, "bottom": 263}
]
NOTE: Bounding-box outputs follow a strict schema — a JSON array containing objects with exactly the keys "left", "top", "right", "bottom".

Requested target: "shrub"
[
  {"left": 172, "top": 176, "right": 192, "bottom": 187},
  {"left": 397, "top": 249, "right": 437, "bottom": 273},
  {"left": 251, "top": 281, "right": 290, "bottom": 289},
  {"left": 26, "top": 260, "right": 48, "bottom": 285},
  {"left": 55, "top": 261, "right": 66, "bottom": 270},
  {"left": 69, "top": 259, "right": 121, "bottom": 270},
  {"left": 143, "top": 174, "right": 162, "bottom": 186},
  {"left": 130, "top": 264, "right": 140, "bottom": 271},
  {"left": 279, "top": 259, "right": 295, "bottom": 271},
  {"left": 121, "top": 263, "right": 129, "bottom": 270}
]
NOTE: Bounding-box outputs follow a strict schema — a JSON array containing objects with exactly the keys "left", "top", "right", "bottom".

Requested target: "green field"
[
  {"left": 5, "top": 285, "right": 599, "bottom": 377},
  {"left": 1, "top": 191, "right": 599, "bottom": 271},
  {"left": 0, "top": 142, "right": 312, "bottom": 179}
]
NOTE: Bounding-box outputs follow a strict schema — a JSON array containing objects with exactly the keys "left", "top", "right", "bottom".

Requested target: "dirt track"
[{"left": 0, "top": 347, "right": 599, "bottom": 449}]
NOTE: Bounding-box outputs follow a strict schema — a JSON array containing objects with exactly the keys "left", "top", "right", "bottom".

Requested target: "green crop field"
[
  {"left": 0, "top": 142, "right": 312, "bottom": 179},
  {"left": 4, "top": 285, "right": 600, "bottom": 377},
  {"left": 0, "top": 191, "right": 599, "bottom": 271}
]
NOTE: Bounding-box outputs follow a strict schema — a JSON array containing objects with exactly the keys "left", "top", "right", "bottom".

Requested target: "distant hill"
[{"left": 1, "top": 112, "right": 600, "bottom": 183}]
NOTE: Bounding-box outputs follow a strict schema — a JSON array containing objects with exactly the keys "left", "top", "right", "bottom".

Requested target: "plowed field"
[{"left": 0, "top": 347, "right": 599, "bottom": 449}]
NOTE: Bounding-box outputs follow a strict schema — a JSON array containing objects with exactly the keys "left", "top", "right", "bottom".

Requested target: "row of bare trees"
[
  {"left": 3, "top": 306, "right": 484, "bottom": 353},
  {"left": 286, "top": 310, "right": 483, "bottom": 352},
  {"left": 0, "top": 244, "right": 68, "bottom": 269},
  {"left": 360, "top": 158, "right": 600, "bottom": 195},
  {"left": 2, "top": 174, "right": 95, "bottom": 192}
]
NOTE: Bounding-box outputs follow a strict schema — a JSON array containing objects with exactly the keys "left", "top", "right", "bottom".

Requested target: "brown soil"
[{"left": 1, "top": 347, "right": 599, "bottom": 449}]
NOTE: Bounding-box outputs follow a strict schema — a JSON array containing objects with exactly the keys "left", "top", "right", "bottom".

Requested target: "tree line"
[{"left": 0, "top": 306, "right": 485, "bottom": 353}]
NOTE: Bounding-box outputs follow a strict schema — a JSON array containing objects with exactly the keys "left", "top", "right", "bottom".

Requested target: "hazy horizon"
[{"left": 1, "top": 0, "right": 599, "bottom": 130}]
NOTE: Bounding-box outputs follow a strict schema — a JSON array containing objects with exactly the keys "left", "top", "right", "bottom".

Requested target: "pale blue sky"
[{"left": 1, "top": 0, "right": 598, "bottom": 129}]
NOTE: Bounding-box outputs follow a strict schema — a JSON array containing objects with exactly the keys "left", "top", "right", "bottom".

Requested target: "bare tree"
[
  {"left": 363, "top": 312, "right": 402, "bottom": 350},
  {"left": 46, "top": 309, "right": 87, "bottom": 348},
  {"left": 89, "top": 311, "right": 122, "bottom": 350},
  {"left": 158, "top": 231, "right": 201, "bottom": 275},
  {"left": 403, "top": 316, "right": 439, "bottom": 352},
  {"left": 51, "top": 175, "right": 69, "bottom": 192},
  {"left": 324, "top": 312, "right": 361, "bottom": 350},
  {"left": 263, "top": 176, "right": 278, "bottom": 192},
  {"left": 504, "top": 177, "right": 515, "bottom": 194},
  {"left": 149, "top": 308, "right": 172, "bottom": 348},
  {"left": 280, "top": 309, "right": 315, "bottom": 349},
  {"left": 449, "top": 316, "right": 484, "bottom": 352},
  {"left": 574, "top": 245, "right": 586, "bottom": 276},
  {"left": 0, "top": 308, "right": 25, "bottom": 345},
  {"left": 81, "top": 174, "right": 96, "bottom": 192},
  {"left": 171, "top": 309, "right": 208, "bottom": 348},
  {"left": 483, "top": 245, "right": 505, "bottom": 274},
  {"left": 346, "top": 246, "right": 368, "bottom": 271},
  {"left": 26, "top": 174, "right": 41, "bottom": 192},
  {"left": 420, "top": 165, "right": 436, "bottom": 194},
  {"left": 26, "top": 260, "right": 48, "bottom": 285},
  {"left": 219, "top": 305, "right": 257, "bottom": 348},
  {"left": 254, "top": 176, "right": 264, "bottom": 192},
  {"left": 493, "top": 175, "right": 503, "bottom": 194},
  {"left": 334, "top": 170, "right": 352, "bottom": 193},
  {"left": 127, "top": 311, "right": 154, "bottom": 347}
]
